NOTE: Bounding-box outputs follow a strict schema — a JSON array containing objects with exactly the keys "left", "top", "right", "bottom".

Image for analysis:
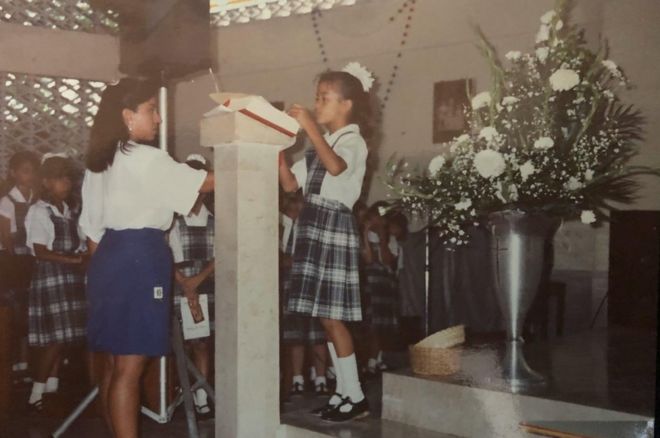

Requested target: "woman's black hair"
[
  {"left": 87, "top": 77, "right": 160, "bottom": 173},
  {"left": 317, "top": 71, "right": 374, "bottom": 141}
]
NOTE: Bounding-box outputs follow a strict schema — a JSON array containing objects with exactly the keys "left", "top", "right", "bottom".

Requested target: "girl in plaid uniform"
[
  {"left": 279, "top": 191, "right": 329, "bottom": 397},
  {"left": 279, "top": 63, "right": 375, "bottom": 422},
  {"left": 0, "top": 151, "right": 39, "bottom": 377},
  {"left": 24, "top": 155, "right": 86, "bottom": 412},
  {"left": 169, "top": 154, "right": 215, "bottom": 417},
  {"left": 360, "top": 204, "right": 399, "bottom": 376}
]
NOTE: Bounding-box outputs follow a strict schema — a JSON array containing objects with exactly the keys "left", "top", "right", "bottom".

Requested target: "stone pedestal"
[{"left": 211, "top": 142, "right": 282, "bottom": 438}]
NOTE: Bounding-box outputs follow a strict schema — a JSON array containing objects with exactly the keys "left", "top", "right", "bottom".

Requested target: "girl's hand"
[
  {"left": 288, "top": 104, "right": 315, "bottom": 132},
  {"left": 184, "top": 290, "right": 204, "bottom": 323}
]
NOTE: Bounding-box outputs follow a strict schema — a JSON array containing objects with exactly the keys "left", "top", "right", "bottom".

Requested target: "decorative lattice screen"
[
  {"left": 0, "top": 72, "right": 107, "bottom": 177},
  {"left": 0, "top": 0, "right": 119, "bottom": 34}
]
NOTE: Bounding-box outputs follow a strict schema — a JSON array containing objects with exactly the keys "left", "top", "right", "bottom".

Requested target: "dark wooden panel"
[{"left": 608, "top": 211, "right": 660, "bottom": 330}]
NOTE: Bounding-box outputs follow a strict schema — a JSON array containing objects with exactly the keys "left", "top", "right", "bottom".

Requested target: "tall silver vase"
[{"left": 488, "top": 210, "right": 560, "bottom": 392}]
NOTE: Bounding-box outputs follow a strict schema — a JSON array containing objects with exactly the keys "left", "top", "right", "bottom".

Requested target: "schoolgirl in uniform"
[
  {"left": 278, "top": 63, "right": 375, "bottom": 422},
  {"left": 169, "top": 153, "right": 215, "bottom": 418},
  {"left": 80, "top": 78, "right": 214, "bottom": 437},
  {"left": 279, "top": 191, "right": 329, "bottom": 397},
  {"left": 360, "top": 204, "right": 399, "bottom": 376},
  {"left": 0, "top": 151, "right": 39, "bottom": 376},
  {"left": 24, "top": 154, "right": 87, "bottom": 412}
]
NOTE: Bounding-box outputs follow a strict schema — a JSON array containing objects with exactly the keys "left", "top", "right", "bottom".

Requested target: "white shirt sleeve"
[
  {"left": 79, "top": 170, "right": 106, "bottom": 243},
  {"left": 142, "top": 152, "right": 207, "bottom": 215},
  {"left": 25, "top": 204, "right": 54, "bottom": 253},
  {"left": 333, "top": 135, "right": 367, "bottom": 178},
  {"left": 290, "top": 157, "right": 307, "bottom": 192},
  {"left": 0, "top": 196, "right": 13, "bottom": 222},
  {"left": 168, "top": 219, "right": 184, "bottom": 263}
]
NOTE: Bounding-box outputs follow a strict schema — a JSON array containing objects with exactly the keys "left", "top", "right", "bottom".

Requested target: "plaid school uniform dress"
[
  {"left": 287, "top": 133, "right": 362, "bottom": 321},
  {"left": 28, "top": 206, "right": 86, "bottom": 346},
  {"left": 173, "top": 214, "right": 215, "bottom": 329},
  {"left": 281, "top": 219, "right": 326, "bottom": 345},
  {"left": 363, "top": 237, "right": 399, "bottom": 332}
]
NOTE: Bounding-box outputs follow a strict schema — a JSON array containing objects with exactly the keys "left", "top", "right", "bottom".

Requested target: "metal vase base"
[
  {"left": 502, "top": 340, "right": 547, "bottom": 392},
  {"left": 489, "top": 210, "right": 559, "bottom": 393}
]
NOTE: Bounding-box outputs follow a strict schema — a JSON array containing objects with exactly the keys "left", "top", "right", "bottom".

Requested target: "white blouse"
[
  {"left": 169, "top": 205, "right": 213, "bottom": 263},
  {"left": 25, "top": 200, "right": 85, "bottom": 254},
  {"left": 0, "top": 186, "right": 34, "bottom": 251},
  {"left": 291, "top": 124, "right": 368, "bottom": 210},
  {"left": 79, "top": 142, "right": 207, "bottom": 243}
]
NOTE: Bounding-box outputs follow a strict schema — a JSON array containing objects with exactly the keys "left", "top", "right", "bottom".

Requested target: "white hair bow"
[
  {"left": 185, "top": 154, "right": 207, "bottom": 165},
  {"left": 41, "top": 151, "right": 69, "bottom": 165},
  {"left": 342, "top": 62, "right": 375, "bottom": 92}
]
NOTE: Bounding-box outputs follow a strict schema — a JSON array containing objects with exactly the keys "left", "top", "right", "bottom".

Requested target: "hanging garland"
[{"left": 310, "top": 0, "right": 418, "bottom": 116}]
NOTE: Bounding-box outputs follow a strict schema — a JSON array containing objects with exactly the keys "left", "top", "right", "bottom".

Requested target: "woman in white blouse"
[{"left": 79, "top": 78, "right": 214, "bottom": 438}]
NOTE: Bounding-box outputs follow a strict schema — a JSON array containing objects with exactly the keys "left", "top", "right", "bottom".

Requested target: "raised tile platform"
[{"left": 382, "top": 328, "right": 655, "bottom": 437}]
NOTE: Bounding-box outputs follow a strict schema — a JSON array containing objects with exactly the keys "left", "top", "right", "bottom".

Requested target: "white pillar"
[{"left": 211, "top": 142, "right": 282, "bottom": 438}]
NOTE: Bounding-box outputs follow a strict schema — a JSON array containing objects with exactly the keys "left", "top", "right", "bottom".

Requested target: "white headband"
[
  {"left": 41, "top": 152, "right": 68, "bottom": 165},
  {"left": 342, "top": 62, "right": 375, "bottom": 92}
]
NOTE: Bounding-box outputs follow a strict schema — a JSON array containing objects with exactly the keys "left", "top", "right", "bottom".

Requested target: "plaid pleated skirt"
[
  {"left": 287, "top": 194, "right": 362, "bottom": 322},
  {"left": 281, "top": 266, "right": 325, "bottom": 345},
  {"left": 28, "top": 260, "right": 86, "bottom": 346},
  {"left": 363, "top": 263, "right": 399, "bottom": 331}
]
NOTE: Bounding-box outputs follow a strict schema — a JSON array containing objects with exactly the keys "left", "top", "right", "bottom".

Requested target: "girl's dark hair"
[
  {"left": 9, "top": 150, "right": 39, "bottom": 172},
  {"left": 87, "top": 77, "right": 160, "bottom": 173},
  {"left": 40, "top": 156, "right": 76, "bottom": 181},
  {"left": 318, "top": 71, "right": 374, "bottom": 141}
]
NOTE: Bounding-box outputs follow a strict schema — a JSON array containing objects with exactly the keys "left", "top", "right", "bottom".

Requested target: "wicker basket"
[{"left": 409, "top": 344, "right": 461, "bottom": 376}]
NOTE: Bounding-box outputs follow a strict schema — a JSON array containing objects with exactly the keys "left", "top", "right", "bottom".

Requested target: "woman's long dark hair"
[
  {"left": 318, "top": 71, "right": 374, "bottom": 141},
  {"left": 86, "top": 78, "right": 160, "bottom": 173}
]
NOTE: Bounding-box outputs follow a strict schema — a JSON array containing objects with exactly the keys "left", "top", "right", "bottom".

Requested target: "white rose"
[
  {"left": 505, "top": 51, "right": 522, "bottom": 61},
  {"left": 566, "top": 177, "right": 583, "bottom": 191},
  {"left": 540, "top": 10, "right": 556, "bottom": 24},
  {"left": 555, "top": 19, "right": 564, "bottom": 30},
  {"left": 473, "top": 149, "right": 506, "bottom": 178},
  {"left": 534, "top": 137, "right": 554, "bottom": 149},
  {"left": 502, "top": 96, "right": 519, "bottom": 106},
  {"left": 455, "top": 134, "right": 470, "bottom": 143},
  {"left": 536, "top": 25, "right": 550, "bottom": 43},
  {"left": 581, "top": 210, "right": 596, "bottom": 224},
  {"left": 454, "top": 199, "right": 472, "bottom": 211},
  {"left": 428, "top": 155, "right": 446, "bottom": 175},
  {"left": 471, "top": 91, "right": 491, "bottom": 110},
  {"left": 536, "top": 47, "right": 549, "bottom": 63},
  {"left": 550, "top": 69, "right": 580, "bottom": 91},
  {"left": 602, "top": 59, "right": 619, "bottom": 74},
  {"left": 584, "top": 169, "right": 594, "bottom": 181},
  {"left": 519, "top": 160, "right": 536, "bottom": 181},
  {"left": 479, "top": 127, "right": 499, "bottom": 143}
]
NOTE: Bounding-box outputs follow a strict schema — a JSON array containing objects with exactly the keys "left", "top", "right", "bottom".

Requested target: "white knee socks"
[
  {"left": 327, "top": 342, "right": 343, "bottom": 406},
  {"left": 29, "top": 382, "right": 45, "bottom": 404},
  {"left": 337, "top": 353, "right": 365, "bottom": 403}
]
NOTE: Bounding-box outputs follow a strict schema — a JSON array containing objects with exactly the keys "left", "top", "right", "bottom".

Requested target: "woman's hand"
[{"left": 183, "top": 289, "right": 204, "bottom": 323}]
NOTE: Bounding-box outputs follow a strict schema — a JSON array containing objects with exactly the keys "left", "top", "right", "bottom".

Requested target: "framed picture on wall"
[{"left": 432, "top": 78, "right": 474, "bottom": 143}]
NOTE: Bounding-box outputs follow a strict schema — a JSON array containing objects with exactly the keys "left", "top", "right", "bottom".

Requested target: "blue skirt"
[{"left": 86, "top": 228, "right": 173, "bottom": 356}]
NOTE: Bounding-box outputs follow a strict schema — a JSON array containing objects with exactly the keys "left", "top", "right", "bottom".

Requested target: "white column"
[{"left": 212, "top": 142, "right": 281, "bottom": 438}]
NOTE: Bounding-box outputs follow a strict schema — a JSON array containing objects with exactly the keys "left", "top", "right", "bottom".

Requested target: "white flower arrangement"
[
  {"left": 342, "top": 62, "right": 375, "bottom": 92},
  {"left": 385, "top": 0, "right": 654, "bottom": 246}
]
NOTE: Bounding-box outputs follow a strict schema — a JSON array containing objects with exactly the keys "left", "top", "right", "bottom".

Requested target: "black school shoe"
[
  {"left": 310, "top": 394, "right": 342, "bottom": 416},
  {"left": 321, "top": 397, "right": 369, "bottom": 422},
  {"left": 290, "top": 382, "right": 304, "bottom": 397}
]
